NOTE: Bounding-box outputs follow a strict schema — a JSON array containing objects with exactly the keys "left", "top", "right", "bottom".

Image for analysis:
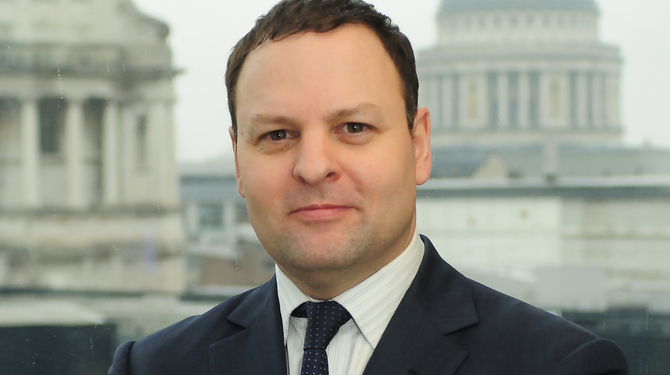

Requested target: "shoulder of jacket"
[{"left": 124, "top": 281, "right": 273, "bottom": 373}]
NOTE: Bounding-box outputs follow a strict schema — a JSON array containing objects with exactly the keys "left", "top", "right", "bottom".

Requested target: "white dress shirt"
[{"left": 276, "top": 227, "right": 424, "bottom": 375}]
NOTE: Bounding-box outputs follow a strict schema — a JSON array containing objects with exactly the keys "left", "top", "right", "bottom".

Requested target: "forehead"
[{"left": 235, "top": 24, "right": 404, "bottom": 121}]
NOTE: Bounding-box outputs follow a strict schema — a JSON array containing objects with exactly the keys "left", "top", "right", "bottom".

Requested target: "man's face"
[{"left": 233, "top": 24, "right": 431, "bottom": 290}]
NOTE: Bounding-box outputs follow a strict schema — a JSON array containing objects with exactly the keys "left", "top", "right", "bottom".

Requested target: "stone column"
[
  {"left": 600, "top": 73, "right": 610, "bottom": 128},
  {"left": 458, "top": 72, "right": 470, "bottom": 129},
  {"left": 605, "top": 74, "right": 621, "bottom": 127},
  {"left": 162, "top": 101, "right": 179, "bottom": 206},
  {"left": 103, "top": 100, "right": 119, "bottom": 205},
  {"left": 529, "top": 71, "right": 541, "bottom": 129},
  {"left": 497, "top": 72, "right": 509, "bottom": 128},
  {"left": 591, "top": 73, "right": 603, "bottom": 128},
  {"left": 440, "top": 75, "right": 453, "bottom": 129},
  {"left": 20, "top": 97, "right": 40, "bottom": 208},
  {"left": 148, "top": 101, "right": 179, "bottom": 206},
  {"left": 576, "top": 72, "right": 588, "bottom": 128},
  {"left": 426, "top": 76, "right": 441, "bottom": 129},
  {"left": 478, "top": 73, "right": 488, "bottom": 129},
  {"left": 65, "top": 97, "right": 86, "bottom": 209},
  {"left": 518, "top": 71, "right": 530, "bottom": 129},
  {"left": 561, "top": 73, "right": 570, "bottom": 128},
  {"left": 539, "top": 73, "right": 549, "bottom": 126},
  {"left": 120, "top": 103, "right": 136, "bottom": 204},
  {"left": 148, "top": 101, "right": 165, "bottom": 204},
  {"left": 458, "top": 72, "right": 468, "bottom": 127}
]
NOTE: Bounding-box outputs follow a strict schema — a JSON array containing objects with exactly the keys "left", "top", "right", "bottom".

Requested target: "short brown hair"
[{"left": 225, "top": 0, "right": 419, "bottom": 139}]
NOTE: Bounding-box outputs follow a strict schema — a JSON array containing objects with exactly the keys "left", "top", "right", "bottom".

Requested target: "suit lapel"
[
  {"left": 209, "top": 279, "right": 287, "bottom": 375},
  {"left": 363, "top": 236, "right": 479, "bottom": 375},
  {"left": 206, "top": 237, "right": 478, "bottom": 375},
  {"left": 361, "top": 296, "right": 468, "bottom": 375}
]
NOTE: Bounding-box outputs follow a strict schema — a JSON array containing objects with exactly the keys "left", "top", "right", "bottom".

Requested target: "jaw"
[{"left": 261, "top": 207, "right": 416, "bottom": 300}]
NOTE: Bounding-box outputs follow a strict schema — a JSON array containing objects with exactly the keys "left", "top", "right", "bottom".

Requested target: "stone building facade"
[
  {"left": 418, "top": 0, "right": 623, "bottom": 146},
  {"left": 0, "top": 0, "right": 184, "bottom": 292}
]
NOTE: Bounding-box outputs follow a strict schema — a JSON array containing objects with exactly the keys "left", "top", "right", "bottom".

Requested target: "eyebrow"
[
  {"left": 324, "top": 103, "right": 379, "bottom": 123},
  {"left": 249, "top": 114, "right": 298, "bottom": 129},
  {"left": 249, "top": 102, "right": 380, "bottom": 129}
]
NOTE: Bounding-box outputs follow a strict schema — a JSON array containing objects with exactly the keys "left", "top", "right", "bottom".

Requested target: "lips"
[{"left": 290, "top": 204, "right": 353, "bottom": 220}]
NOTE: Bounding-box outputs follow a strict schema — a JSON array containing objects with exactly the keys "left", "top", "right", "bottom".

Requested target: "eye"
[
  {"left": 267, "top": 130, "right": 288, "bottom": 141},
  {"left": 344, "top": 123, "right": 366, "bottom": 133}
]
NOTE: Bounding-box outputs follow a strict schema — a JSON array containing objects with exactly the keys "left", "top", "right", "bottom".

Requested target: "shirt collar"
[{"left": 276, "top": 226, "right": 424, "bottom": 348}]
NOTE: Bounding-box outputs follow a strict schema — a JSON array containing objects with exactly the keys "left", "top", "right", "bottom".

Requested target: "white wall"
[
  {"left": 418, "top": 195, "right": 670, "bottom": 280},
  {"left": 417, "top": 195, "right": 670, "bottom": 310},
  {"left": 417, "top": 197, "right": 563, "bottom": 272}
]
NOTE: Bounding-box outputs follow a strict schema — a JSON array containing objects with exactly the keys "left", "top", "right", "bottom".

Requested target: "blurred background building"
[
  {"left": 0, "top": 0, "right": 185, "bottom": 293},
  {"left": 0, "top": 1, "right": 188, "bottom": 372},
  {"left": 180, "top": 161, "right": 273, "bottom": 288},
  {"left": 414, "top": 0, "right": 670, "bottom": 312}
]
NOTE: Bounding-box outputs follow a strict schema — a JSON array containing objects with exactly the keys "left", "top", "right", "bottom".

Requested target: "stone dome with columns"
[{"left": 418, "top": 0, "right": 622, "bottom": 147}]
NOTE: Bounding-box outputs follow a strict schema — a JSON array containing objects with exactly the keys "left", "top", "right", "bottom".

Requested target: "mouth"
[{"left": 290, "top": 204, "right": 353, "bottom": 220}]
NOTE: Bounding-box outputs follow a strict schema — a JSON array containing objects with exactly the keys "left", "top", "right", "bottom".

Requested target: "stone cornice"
[
  {"left": 418, "top": 43, "right": 622, "bottom": 66},
  {"left": 0, "top": 43, "right": 180, "bottom": 82}
]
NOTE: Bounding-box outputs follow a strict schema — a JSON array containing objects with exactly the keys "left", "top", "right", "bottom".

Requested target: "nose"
[{"left": 292, "top": 130, "right": 339, "bottom": 185}]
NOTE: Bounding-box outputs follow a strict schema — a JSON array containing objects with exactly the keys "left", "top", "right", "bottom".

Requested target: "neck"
[
  {"left": 281, "top": 267, "right": 372, "bottom": 300},
  {"left": 278, "top": 225, "right": 416, "bottom": 300}
]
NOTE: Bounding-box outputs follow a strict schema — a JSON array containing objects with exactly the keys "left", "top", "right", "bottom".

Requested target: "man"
[{"left": 109, "top": 1, "right": 629, "bottom": 374}]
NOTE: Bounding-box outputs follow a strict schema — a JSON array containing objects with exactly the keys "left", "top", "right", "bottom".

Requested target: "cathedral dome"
[
  {"left": 439, "top": 0, "right": 598, "bottom": 13},
  {"left": 419, "top": 0, "right": 621, "bottom": 146}
]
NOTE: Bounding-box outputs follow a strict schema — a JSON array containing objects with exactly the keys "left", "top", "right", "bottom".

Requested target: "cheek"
[
  {"left": 346, "top": 147, "right": 416, "bottom": 196},
  {"left": 238, "top": 155, "right": 289, "bottom": 206},
  {"left": 362, "top": 137, "right": 416, "bottom": 178}
]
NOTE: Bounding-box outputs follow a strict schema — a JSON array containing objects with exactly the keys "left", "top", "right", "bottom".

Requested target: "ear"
[
  {"left": 412, "top": 107, "right": 432, "bottom": 185},
  {"left": 229, "top": 127, "right": 245, "bottom": 198}
]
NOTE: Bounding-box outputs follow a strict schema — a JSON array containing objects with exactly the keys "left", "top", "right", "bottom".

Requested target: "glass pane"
[{"left": 0, "top": 0, "right": 668, "bottom": 374}]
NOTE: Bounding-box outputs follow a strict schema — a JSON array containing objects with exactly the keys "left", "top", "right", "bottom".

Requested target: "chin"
[{"left": 271, "top": 236, "right": 371, "bottom": 272}]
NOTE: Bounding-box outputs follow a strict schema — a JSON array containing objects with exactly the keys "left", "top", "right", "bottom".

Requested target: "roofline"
[
  {"left": 421, "top": 175, "right": 670, "bottom": 191},
  {"left": 439, "top": 0, "right": 599, "bottom": 13}
]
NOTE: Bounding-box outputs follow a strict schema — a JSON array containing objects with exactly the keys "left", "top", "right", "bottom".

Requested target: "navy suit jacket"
[{"left": 109, "top": 236, "right": 628, "bottom": 375}]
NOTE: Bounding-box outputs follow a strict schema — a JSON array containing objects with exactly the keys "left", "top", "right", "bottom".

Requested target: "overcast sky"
[{"left": 132, "top": 0, "right": 670, "bottom": 162}]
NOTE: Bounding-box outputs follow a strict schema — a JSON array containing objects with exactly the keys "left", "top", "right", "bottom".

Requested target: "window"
[{"left": 198, "top": 203, "right": 223, "bottom": 230}]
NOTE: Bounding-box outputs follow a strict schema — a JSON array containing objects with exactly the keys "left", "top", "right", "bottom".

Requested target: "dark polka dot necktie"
[{"left": 291, "top": 301, "right": 352, "bottom": 375}]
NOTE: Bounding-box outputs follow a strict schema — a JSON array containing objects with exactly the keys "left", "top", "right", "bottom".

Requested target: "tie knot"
[{"left": 292, "top": 301, "right": 351, "bottom": 350}]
